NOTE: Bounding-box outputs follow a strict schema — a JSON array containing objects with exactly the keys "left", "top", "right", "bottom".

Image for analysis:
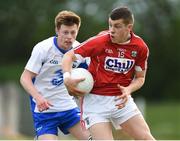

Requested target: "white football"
[{"left": 71, "top": 68, "right": 94, "bottom": 94}]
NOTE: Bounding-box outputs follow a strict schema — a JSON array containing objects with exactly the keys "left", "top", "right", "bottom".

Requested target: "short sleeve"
[
  {"left": 135, "top": 45, "right": 149, "bottom": 71},
  {"left": 25, "top": 44, "right": 47, "bottom": 74}
]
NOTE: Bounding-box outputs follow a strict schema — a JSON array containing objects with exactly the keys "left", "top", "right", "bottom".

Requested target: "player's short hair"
[
  {"left": 55, "top": 10, "right": 81, "bottom": 30},
  {"left": 109, "top": 6, "right": 134, "bottom": 25}
]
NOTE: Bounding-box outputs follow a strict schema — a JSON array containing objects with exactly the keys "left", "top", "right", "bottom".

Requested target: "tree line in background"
[{"left": 0, "top": 0, "right": 179, "bottom": 100}]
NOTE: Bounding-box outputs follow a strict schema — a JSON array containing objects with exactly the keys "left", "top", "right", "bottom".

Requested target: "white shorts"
[{"left": 82, "top": 94, "right": 141, "bottom": 129}]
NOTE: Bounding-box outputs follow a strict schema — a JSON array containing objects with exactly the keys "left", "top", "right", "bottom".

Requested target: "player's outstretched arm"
[{"left": 20, "top": 69, "right": 53, "bottom": 112}]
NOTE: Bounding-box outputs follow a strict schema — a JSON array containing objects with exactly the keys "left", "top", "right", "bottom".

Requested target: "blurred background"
[{"left": 0, "top": 0, "right": 179, "bottom": 140}]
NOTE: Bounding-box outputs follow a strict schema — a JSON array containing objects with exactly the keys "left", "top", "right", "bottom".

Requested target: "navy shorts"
[{"left": 32, "top": 107, "right": 80, "bottom": 137}]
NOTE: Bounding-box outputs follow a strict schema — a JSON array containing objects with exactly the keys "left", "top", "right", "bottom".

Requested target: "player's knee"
[{"left": 139, "top": 130, "right": 154, "bottom": 140}]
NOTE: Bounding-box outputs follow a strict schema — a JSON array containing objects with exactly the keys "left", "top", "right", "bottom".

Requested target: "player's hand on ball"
[
  {"left": 64, "top": 76, "right": 86, "bottom": 97},
  {"left": 64, "top": 68, "right": 94, "bottom": 97}
]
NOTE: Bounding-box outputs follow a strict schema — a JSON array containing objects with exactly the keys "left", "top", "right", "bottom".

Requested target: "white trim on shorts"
[{"left": 82, "top": 94, "right": 141, "bottom": 129}]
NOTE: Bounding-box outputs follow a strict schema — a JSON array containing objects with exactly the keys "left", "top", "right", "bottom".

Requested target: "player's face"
[
  {"left": 56, "top": 24, "right": 79, "bottom": 50},
  {"left": 109, "top": 18, "right": 132, "bottom": 44}
]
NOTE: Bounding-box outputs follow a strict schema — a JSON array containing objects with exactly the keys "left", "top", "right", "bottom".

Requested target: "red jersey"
[{"left": 74, "top": 31, "right": 149, "bottom": 96}]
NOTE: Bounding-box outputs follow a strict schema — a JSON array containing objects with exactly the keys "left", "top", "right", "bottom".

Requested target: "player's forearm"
[
  {"left": 20, "top": 74, "right": 41, "bottom": 100},
  {"left": 62, "top": 50, "right": 76, "bottom": 73},
  {"left": 128, "top": 77, "right": 145, "bottom": 94}
]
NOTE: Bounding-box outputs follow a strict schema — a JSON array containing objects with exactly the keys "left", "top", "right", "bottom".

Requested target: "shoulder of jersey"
[
  {"left": 35, "top": 36, "right": 54, "bottom": 52},
  {"left": 131, "top": 32, "right": 148, "bottom": 48},
  {"left": 91, "top": 30, "right": 110, "bottom": 42},
  {"left": 74, "top": 31, "right": 109, "bottom": 49},
  {"left": 97, "top": 30, "right": 109, "bottom": 36}
]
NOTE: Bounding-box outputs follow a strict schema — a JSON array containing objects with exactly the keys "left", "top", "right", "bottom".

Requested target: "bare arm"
[
  {"left": 62, "top": 50, "right": 86, "bottom": 96},
  {"left": 20, "top": 69, "right": 53, "bottom": 111},
  {"left": 126, "top": 69, "right": 146, "bottom": 93},
  {"left": 115, "top": 70, "right": 146, "bottom": 109},
  {"left": 62, "top": 50, "right": 77, "bottom": 73},
  {"left": 20, "top": 70, "right": 39, "bottom": 99}
]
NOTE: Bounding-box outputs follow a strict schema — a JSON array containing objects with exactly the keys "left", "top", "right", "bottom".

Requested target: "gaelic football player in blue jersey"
[{"left": 20, "top": 10, "right": 90, "bottom": 140}]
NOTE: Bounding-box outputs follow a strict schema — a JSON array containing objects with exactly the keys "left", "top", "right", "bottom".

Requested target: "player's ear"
[{"left": 127, "top": 24, "right": 133, "bottom": 31}]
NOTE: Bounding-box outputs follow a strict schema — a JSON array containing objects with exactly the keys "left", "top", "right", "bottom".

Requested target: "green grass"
[{"left": 146, "top": 101, "right": 180, "bottom": 140}]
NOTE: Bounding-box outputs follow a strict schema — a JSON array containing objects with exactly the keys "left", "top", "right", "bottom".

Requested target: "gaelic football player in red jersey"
[{"left": 62, "top": 6, "right": 155, "bottom": 140}]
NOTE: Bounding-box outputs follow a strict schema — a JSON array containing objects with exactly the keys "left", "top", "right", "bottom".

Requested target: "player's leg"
[
  {"left": 33, "top": 112, "right": 59, "bottom": 140},
  {"left": 82, "top": 111, "right": 113, "bottom": 140},
  {"left": 82, "top": 94, "right": 115, "bottom": 140},
  {"left": 89, "top": 122, "right": 113, "bottom": 140},
  {"left": 68, "top": 121, "right": 91, "bottom": 140},
  {"left": 120, "top": 114, "right": 155, "bottom": 140},
  {"left": 38, "top": 134, "right": 58, "bottom": 140},
  {"left": 60, "top": 108, "right": 90, "bottom": 140},
  {"left": 111, "top": 96, "right": 155, "bottom": 140}
]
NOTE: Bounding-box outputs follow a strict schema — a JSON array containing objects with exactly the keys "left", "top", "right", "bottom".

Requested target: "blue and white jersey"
[{"left": 25, "top": 36, "right": 82, "bottom": 113}]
